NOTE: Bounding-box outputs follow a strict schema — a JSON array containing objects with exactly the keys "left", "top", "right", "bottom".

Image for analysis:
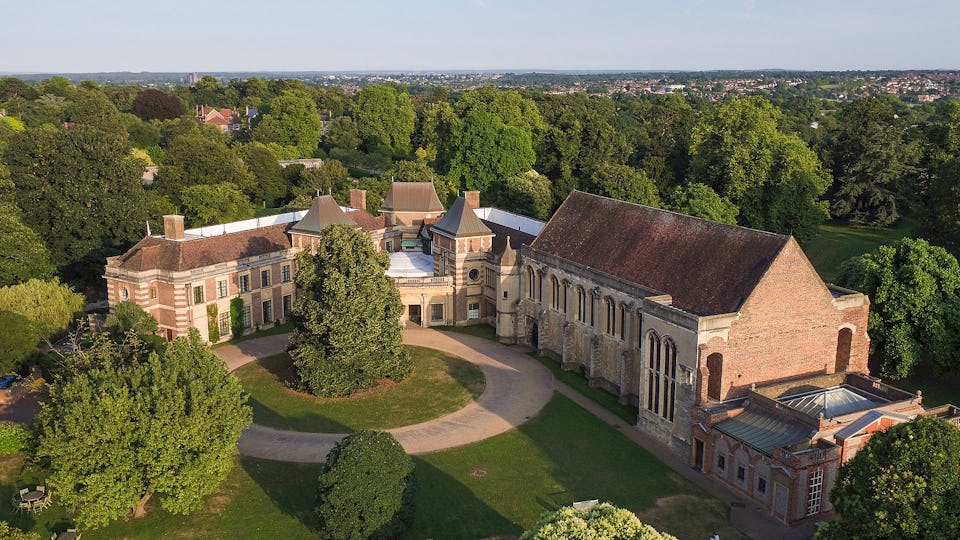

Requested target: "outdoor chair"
[
  {"left": 37, "top": 485, "right": 45, "bottom": 494},
  {"left": 39, "top": 491, "right": 53, "bottom": 510},
  {"left": 18, "top": 488, "right": 27, "bottom": 496},
  {"left": 16, "top": 500, "right": 30, "bottom": 513}
]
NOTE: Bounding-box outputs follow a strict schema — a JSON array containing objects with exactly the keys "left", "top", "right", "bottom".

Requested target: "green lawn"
[
  {"left": 0, "top": 454, "right": 322, "bottom": 540},
  {"left": 533, "top": 353, "right": 638, "bottom": 424},
  {"left": 802, "top": 220, "right": 914, "bottom": 282},
  {"left": 234, "top": 346, "right": 485, "bottom": 432},
  {"left": 408, "top": 394, "right": 739, "bottom": 540},
  {"left": 0, "top": 394, "right": 739, "bottom": 539},
  {"left": 891, "top": 366, "right": 960, "bottom": 408}
]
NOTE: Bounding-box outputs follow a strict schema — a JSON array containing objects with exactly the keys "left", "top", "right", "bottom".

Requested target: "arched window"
[
  {"left": 562, "top": 282, "right": 569, "bottom": 314},
  {"left": 618, "top": 303, "right": 626, "bottom": 341},
  {"left": 536, "top": 270, "right": 544, "bottom": 302},
  {"left": 550, "top": 276, "right": 560, "bottom": 310},
  {"left": 646, "top": 333, "right": 677, "bottom": 422},
  {"left": 526, "top": 267, "right": 535, "bottom": 299},
  {"left": 605, "top": 297, "right": 616, "bottom": 335},
  {"left": 576, "top": 287, "right": 586, "bottom": 323}
]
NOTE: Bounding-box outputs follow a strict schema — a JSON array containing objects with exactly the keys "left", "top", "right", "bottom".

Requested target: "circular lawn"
[{"left": 233, "top": 346, "right": 485, "bottom": 433}]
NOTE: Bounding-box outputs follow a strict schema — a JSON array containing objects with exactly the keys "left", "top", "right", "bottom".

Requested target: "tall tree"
[
  {"left": 289, "top": 224, "right": 410, "bottom": 397},
  {"left": 252, "top": 89, "right": 321, "bottom": 158},
  {"left": 588, "top": 163, "right": 660, "bottom": 207},
  {"left": 920, "top": 99, "right": 960, "bottom": 253},
  {"left": 34, "top": 329, "right": 251, "bottom": 529},
  {"left": 4, "top": 125, "right": 154, "bottom": 275},
  {"left": 353, "top": 85, "right": 416, "bottom": 152},
  {"left": 0, "top": 310, "right": 38, "bottom": 373},
  {"left": 828, "top": 97, "right": 918, "bottom": 226},
  {"left": 667, "top": 183, "right": 739, "bottom": 224},
  {"left": 179, "top": 182, "right": 254, "bottom": 227},
  {"left": 689, "top": 96, "right": 830, "bottom": 240},
  {"left": 0, "top": 208, "right": 55, "bottom": 287},
  {"left": 316, "top": 431, "right": 416, "bottom": 540},
  {"left": 498, "top": 170, "right": 553, "bottom": 220},
  {"left": 817, "top": 416, "right": 960, "bottom": 540},
  {"left": 837, "top": 237, "right": 960, "bottom": 378},
  {"left": 156, "top": 133, "right": 255, "bottom": 199},
  {"left": 237, "top": 142, "right": 288, "bottom": 205},
  {"left": 131, "top": 89, "right": 186, "bottom": 121},
  {"left": 67, "top": 91, "right": 128, "bottom": 138},
  {"left": 324, "top": 116, "right": 361, "bottom": 150},
  {"left": 447, "top": 110, "right": 536, "bottom": 193}
]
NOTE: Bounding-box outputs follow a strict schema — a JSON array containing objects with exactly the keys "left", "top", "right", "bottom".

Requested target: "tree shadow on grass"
[
  {"left": 405, "top": 457, "right": 519, "bottom": 540},
  {"left": 240, "top": 457, "right": 324, "bottom": 534}
]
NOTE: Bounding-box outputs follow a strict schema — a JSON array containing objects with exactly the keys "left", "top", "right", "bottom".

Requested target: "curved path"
[{"left": 215, "top": 327, "right": 554, "bottom": 463}]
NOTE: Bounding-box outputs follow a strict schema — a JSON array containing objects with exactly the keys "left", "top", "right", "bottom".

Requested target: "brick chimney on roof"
[
  {"left": 350, "top": 189, "right": 367, "bottom": 211},
  {"left": 163, "top": 215, "right": 185, "bottom": 240},
  {"left": 464, "top": 191, "right": 480, "bottom": 209}
]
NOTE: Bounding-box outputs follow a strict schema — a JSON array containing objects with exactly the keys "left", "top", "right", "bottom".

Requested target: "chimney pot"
[{"left": 163, "top": 215, "right": 185, "bottom": 240}]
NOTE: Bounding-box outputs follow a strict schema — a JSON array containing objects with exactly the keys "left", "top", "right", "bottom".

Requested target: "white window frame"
[
  {"left": 217, "top": 279, "right": 228, "bottom": 298},
  {"left": 807, "top": 469, "right": 823, "bottom": 515},
  {"left": 468, "top": 302, "right": 480, "bottom": 320}
]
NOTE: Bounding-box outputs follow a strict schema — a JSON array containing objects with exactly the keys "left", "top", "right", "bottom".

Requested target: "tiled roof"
[
  {"left": 381, "top": 182, "right": 444, "bottom": 212},
  {"left": 432, "top": 196, "right": 492, "bottom": 238},
  {"left": 714, "top": 407, "right": 811, "bottom": 456},
  {"left": 348, "top": 209, "right": 385, "bottom": 231},
  {"left": 531, "top": 191, "right": 790, "bottom": 315},
  {"left": 114, "top": 224, "right": 291, "bottom": 272},
  {"left": 290, "top": 196, "right": 357, "bottom": 235}
]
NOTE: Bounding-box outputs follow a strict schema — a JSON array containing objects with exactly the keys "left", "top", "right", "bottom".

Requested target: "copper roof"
[
  {"left": 432, "top": 197, "right": 493, "bottom": 238},
  {"left": 290, "top": 196, "right": 357, "bottom": 235},
  {"left": 713, "top": 407, "right": 810, "bottom": 456},
  {"left": 114, "top": 224, "right": 291, "bottom": 272},
  {"left": 531, "top": 191, "right": 790, "bottom": 315},
  {"left": 381, "top": 182, "right": 444, "bottom": 212}
]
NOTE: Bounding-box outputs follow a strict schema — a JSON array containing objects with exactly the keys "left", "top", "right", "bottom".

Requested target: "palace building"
[{"left": 105, "top": 185, "right": 958, "bottom": 526}]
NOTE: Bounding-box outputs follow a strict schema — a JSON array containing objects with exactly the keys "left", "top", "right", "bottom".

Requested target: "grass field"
[
  {"left": 533, "top": 353, "right": 637, "bottom": 424},
  {"left": 234, "top": 346, "right": 484, "bottom": 432},
  {"left": 0, "top": 394, "right": 739, "bottom": 539},
  {"left": 802, "top": 220, "right": 914, "bottom": 282}
]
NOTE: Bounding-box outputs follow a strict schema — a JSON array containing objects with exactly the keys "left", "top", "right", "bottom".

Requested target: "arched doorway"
[
  {"left": 530, "top": 322, "right": 539, "bottom": 349},
  {"left": 707, "top": 353, "right": 723, "bottom": 401}
]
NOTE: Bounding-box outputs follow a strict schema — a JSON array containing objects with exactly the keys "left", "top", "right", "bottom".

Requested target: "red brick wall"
[{"left": 699, "top": 239, "right": 870, "bottom": 402}]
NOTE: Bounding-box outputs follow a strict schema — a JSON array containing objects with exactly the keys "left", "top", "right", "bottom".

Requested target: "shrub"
[
  {"left": 206, "top": 304, "right": 220, "bottom": 343},
  {"left": 0, "top": 422, "right": 29, "bottom": 454},
  {"left": 230, "top": 298, "right": 245, "bottom": 339},
  {"left": 521, "top": 502, "right": 678, "bottom": 540},
  {"left": 316, "top": 431, "right": 416, "bottom": 540}
]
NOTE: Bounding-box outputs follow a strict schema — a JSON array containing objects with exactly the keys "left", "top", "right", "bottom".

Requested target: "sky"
[{"left": 3, "top": 0, "right": 958, "bottom": 73}]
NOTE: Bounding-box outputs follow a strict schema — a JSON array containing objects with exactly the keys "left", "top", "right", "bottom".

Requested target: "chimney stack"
[
  {"left": 464, "top": 191, "right": 480, "bottom": 209},
  {"left": 163, "top": 215, "right": 185, "bottom": 240},
  {"left": 350, "top": 189, "right": 367, "bottom": 211}
]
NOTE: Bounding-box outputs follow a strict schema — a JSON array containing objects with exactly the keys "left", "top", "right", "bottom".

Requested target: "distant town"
[{"left": 4, "top": 70, "right": 960, "bottom": 102}]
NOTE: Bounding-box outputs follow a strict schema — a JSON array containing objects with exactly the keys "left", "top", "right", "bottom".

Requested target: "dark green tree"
[
  {"left": 289, "top": 224, "right": 410, "bottom": 397},
  {"left": 316, "top": 431, "right": 416, "bottom": 540},
  {"left": 920, "top": 100, "right": 960, "bottom": 253},
  {"left": 292, "top": 159, "right": 350, "bottom": 200},
  {"left": 828, "top": 97, "right": 918, "bottom": 226},
  {"left": 103, "top": 301, "right": 159, "bottom": 340},
  {"left": 836, "top": 237, "right": 960, "bottom": 378},
  {"left": 4, "top": 125, "right": 154, "bottom": 275},
  {"left": 67, "top": 91, "right": 128, "bottom": 138},
  {"left": 817, "top": 416, "right": 960, "bottom": 540},
  {"left": 236, "top": 142, "right": 288, "bottom": 204},
  {"left": 667, "top": 183, "right": 739, "bottom": 224},
  {"left": 34, "top": 329, "right": 252, "bottom": 528},
  {"left": 325, "top": 116, "right": 361, "bottom": 150}
]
